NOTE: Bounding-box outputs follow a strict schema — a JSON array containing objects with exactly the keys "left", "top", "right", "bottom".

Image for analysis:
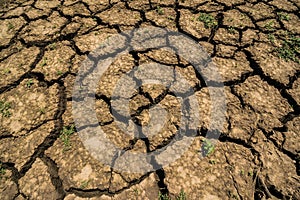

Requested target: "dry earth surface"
[{"left": 0, "top": 0, "right": 299, "bottom": 199}]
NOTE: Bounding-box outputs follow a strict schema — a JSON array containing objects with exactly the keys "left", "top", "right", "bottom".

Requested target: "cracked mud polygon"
[{"left": 0, "top": 0, "right": 299, "bottom": 199}]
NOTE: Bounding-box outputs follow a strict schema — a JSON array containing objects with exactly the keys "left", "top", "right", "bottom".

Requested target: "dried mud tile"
[
  {"left": 151, "top": 0, "right": 176, "bottom": 6},
  {"left": 253, "top": 135, "right": 299, "bottom": 198},
  {"left": 19, "top": 158, "right": 59, "bottom": 200},
  {"left": 282, "top": 116, "right": 300, "bottom": 155},
  {"left": 175, "top": 65, "right": 199, "bottom": 89},
  {"left": 0, "top": 46, "right": 40, "bottom": 87},
  {"left": 223, "top": 9, "right": 255, "bottom": 29},
  {"left": 61, "top": 2, "right": 91, "bottom": 16},
  {"left": 96, "top": 3, "right": 140, "bottom": 26},
  {"left": 45, "top": 135, "right": 111, "bottom": 190},
  {"left": 225, "top": 87, "right": 257, "bottom": 141},
  {"left": 100, "top": 122, "right": 135, "bottom": 149},
  {"left": 141, "top": 84, "right": 166, "bottom": 100},
  {"left": 145, "top": 8, "right": 177, "bottom": 30},
  {"left": 0, "top": 41, "right": 23, "bottom": 60},
  {"left": 35, "top": 0, "right": 60, "bottom": 9},
  {"left": 33, "top": 41, "right": 75, "bottom": 81},
  {"left": 214, "top": 0, "right": 245, "bottom": 7},
  {"left": 0, "top": 122, "right": 55, "bottom": 171},
  {"left": 0, "top": 170, "right": 18, "bottom": 200},
  {"left": 178, "top": 9, "right": 211, "bottom": 39},
  {"left": 0, "top": 81, "right": 59, "bottom": 136},
  {"left": 241, "top": 29, "right": 258, "bottom": 45},
  {"left": 25, "top": 6, "right": 52, "bottom": 19},
  {"left": 96, "top": 54, "right": 135, "bottom": 98},
  {"left": 0, "top": 17, "right": 26, "bottom": 46},
  {"left": 111, "top": 173, "right": 159, "bottom": 200},
  {"left": 20, "top": 11, "right": 67, "bottom": 43},
  {"left": 214, "top": 51, "right": 252, "bottom": 82},
  {"left": 95, "top": 99, "right": 113, "bottom": 124},
  {"left": 144, "top": 48, "right": 179, "bottom": 65},
  {"left": 74, "top": 27, "right": 117, "bottom": 53},
  {"left": 247, "top": 43, "right": 298, "bottom": 86},
  {"left": 287, "top": 77, "right": 300, "bottom": 105},
  {"left": 197, "top": 1, "right": 224, "bottom": 12},
  {"left": 2, "top": 5, "right": 29, "bottom": 18},
  {"left": 215, "top": 44, "right": 237, "bottom": 57},
  {"left": 178, "top": 0, "right": 207, "bottom": 7},
  {"left": 234, "top": 76, "right": 293, "bottom": 131},
  {"left": 214, "top": 28, "right": 239, "bottom": 44},
  {"left": 127, "top": 0, "right": 150, "bottom": 10},
  {"left": 164, "top": 138, "right": 255, "bottom": 199},
  {"left": 82, "top": 0, "right": 108, "bottom": 13},
  {"left": 269, "top": 0, "right": 299, "bottom": 11},
  {"left": 237, "top": 2, "right": 276, "bottom": 21}
]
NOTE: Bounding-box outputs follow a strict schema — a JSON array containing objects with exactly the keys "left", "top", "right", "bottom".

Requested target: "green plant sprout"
[
  {"left": 26, "top": 79, "right": 34, "bottom": 88},
  {"left": 0, "top": 100, "right": 11, "bottom": 117},
  {"left": 156, "top": 6, "right": 164, "bottom": 15},
  {"left": 59, "top": 125, "right": 76, "bottom": 151},
  {"left": 198, "top": 13, "right": 217, "bottom": 29},
  {"left": 202, "top": 139, "right": 215, "bottom": 156},
  {"left": 277, "top": 35, "right": 300, "bottom": 63}
]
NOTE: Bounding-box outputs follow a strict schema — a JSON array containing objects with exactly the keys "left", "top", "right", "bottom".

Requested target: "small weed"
[
  {"left": 57, "top": 70, "right": 63, "bottom": 76},
  {"left": 228, "top": 26, "right": 236, "bottom": 34},
  {"left": 278, "top": 12, "right": 290, "bottom": 21},
  {"left": 277, "top": 35, "right": 300, "bottom": 63},
  {"left": 80, "top": 180, "right": 90, "bottom": 189},
  {"left": 39, "top": 107, "right": 46, "bottom": 114},
  {"left": 240, "top": 169, "right": 245, "bottom": 176},
  {"left": 3, "top": 68, "right": 11, "bottom": 74},
  {"left": 26, "top": 79, "right": 33, "bottom": 88},
  {"left": 48, "top": 43, "right": 56, "bottom": 50},
  {"left": 268, "top": 34, "right": 275, "bottom": 43},
  {"left": 0, "top": 164, "right": 6, "bottom": 179},
  {"left": 264, "top": 20, "right": 275, "bottom": 31},
  {"left": 167, "top": 15, "right": 175, "bottom": 20},
  {"left": 198, "top": 13, "right": 217, "bottom": 29},
  {"left": 248, "top": 170, "right": 253, "bottom": 177},
  {"left": 156, "top": 6, "right": 164, "bottom": 15},
  {"left": 176, "top": 190, "right": 187, "bottom": 200},
  {"left": 40, "top": 57, "right": 47, "bottom": 67},
  {"left": 7, "top": 22, "right": 14, "bottom": 31},
  {"left": 0, "top": 101, "right": 11, "bottom": 117},
  {"left": 158, "top": 192, "right": 170, "bottom": 200},
  {"left": 132, "top": 188, "right": 139, "bottom": 196},
  {"left": 202, "top": 139, "right": 215, "bottom": 156},
  {"left": 59, "top": 125, "right": 76, "bottom": 151}
]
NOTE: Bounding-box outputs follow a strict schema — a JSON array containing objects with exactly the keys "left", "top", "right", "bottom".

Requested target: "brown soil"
[{"left": 0, "top": 0, "right": 299, "bottom": 199}]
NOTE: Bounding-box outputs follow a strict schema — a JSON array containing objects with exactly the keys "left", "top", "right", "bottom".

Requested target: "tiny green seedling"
[
  {"left": 228, "top": 26, "right": 236, "bottom": 34},
  {"left": 202, "top": 139, "right": 215, "bottom": 156},
  {"left": 158, "top": 192, "right": 170, "bottom": 200},
  {"left": 264, "top": 20, "right": 275, "bottom": 31},
  {"left": 156, "top": 6, "right": 164, "bottom": 15},
  {"left": 60, "top": 125, "right": 76, "bottom": 151},
  {"left": 57, "top": 70, "right": 63, "bottom": 76},
  {"left": 278, "top": 12, "right": 290, "bottom": 21},
  {"left": 40, "top": 57, "right": 47, "bottom": 67},
  {"left": 0, "top": 100, "right": 11, "bottom": 118},
  {"left": 176, "top": 190, "right": 187, "bottom": 200},
  {"left": 198, "top": 13, "right": 217, "bottom": 29},
  {"left": 7, "top": 22, "right": 14, "bottom": 31},
  {"left": 248, "top": 170, "right": 253, "bottom": 177},
  {"left": 80, "top": 180, "right": 90, "bottom": 189},
  {"left": 26, "top": 79, "right": 34, "bottom": 88},
  {"left": 0, "top": 164, "right": 6, "bottom": 179},
  {"left": 268, "top": 34, "right": 275, "bottom": 44}
]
